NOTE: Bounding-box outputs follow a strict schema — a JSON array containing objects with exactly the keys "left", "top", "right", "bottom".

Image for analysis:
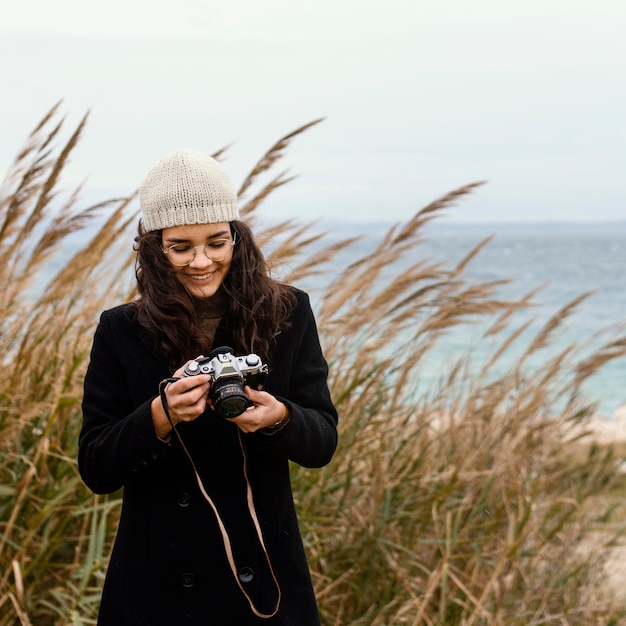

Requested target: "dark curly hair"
[{"left": 133, "top": 220, "right": 296, "bottom": 369}]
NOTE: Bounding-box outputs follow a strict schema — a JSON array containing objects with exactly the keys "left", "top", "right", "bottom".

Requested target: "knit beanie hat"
[{"left": 139, "top": 149, "right": 239, "bottom": 231}]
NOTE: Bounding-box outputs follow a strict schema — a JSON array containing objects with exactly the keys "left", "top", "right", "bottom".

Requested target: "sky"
[{"left": 1, "top": 0, "right": 625, "bottom": 224}]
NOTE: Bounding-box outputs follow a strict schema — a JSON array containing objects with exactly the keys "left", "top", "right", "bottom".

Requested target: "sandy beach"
[{"left": 577, "top": 405, "right": 626, "bottom": 447}]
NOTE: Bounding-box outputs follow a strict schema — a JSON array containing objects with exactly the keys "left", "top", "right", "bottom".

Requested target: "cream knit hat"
[{"left": 139, "top": 149, "right": 239, "bottom": 232}]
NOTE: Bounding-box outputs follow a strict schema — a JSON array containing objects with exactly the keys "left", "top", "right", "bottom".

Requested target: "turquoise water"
[{"left": 296, "top": 221, "right": 626, "bottom": 418}]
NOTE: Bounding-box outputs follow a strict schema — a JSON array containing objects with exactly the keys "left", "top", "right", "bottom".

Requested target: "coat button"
[
  {"left": 238, "top": 567, "right": 254, "bottom": 583},
  {"left": 177, "top": 491, "right": 191, "bottom": 507},
  {"left": 181, "top": 572, "right": 195, "bottom": 588}
]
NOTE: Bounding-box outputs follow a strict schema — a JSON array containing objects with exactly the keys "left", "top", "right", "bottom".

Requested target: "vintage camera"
[{"left": 183, "top": 346, "right": 268, "bottom": 418}]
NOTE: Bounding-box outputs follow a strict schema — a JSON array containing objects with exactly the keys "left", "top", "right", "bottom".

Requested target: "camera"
[{"left": 183, "top": 346, "right": 268, "bottom": 418}]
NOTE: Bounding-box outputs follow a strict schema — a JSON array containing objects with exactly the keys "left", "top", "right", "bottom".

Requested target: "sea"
[{"left": 290, "top": 220, "right": 626, "bottom": 419}]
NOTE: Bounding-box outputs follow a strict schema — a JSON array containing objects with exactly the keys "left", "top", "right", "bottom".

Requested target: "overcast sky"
[{"left": 1, "top": 0, "right": 625, "bottom": 223}]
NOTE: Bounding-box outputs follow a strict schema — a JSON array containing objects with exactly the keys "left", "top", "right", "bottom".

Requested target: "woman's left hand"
[{"left": 228, "top": 387, "right": 288, "bottom": 433}]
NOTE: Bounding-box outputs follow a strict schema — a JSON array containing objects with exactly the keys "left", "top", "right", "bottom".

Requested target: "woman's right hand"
[{"left": 151, "top": 358, "right": 212, "bottom": 438}]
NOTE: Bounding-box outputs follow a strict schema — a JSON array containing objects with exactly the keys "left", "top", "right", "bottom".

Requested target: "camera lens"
[{"left": 211, "top": 380, "right": 250, "bottom": 418}]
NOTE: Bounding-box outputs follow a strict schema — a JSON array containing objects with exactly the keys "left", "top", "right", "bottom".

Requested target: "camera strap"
[{"left": 158, "top": 379, "right": 281, "bottom": 619}]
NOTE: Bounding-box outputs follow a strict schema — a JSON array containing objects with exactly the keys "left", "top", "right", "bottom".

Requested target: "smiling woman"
[{"left": 78, "top": 148, "right": 338, "bottom": 625}]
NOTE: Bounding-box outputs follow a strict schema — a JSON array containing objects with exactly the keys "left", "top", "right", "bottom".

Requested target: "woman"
[{"left": 79, "top": 149, "right": 338, "bottom": 625}]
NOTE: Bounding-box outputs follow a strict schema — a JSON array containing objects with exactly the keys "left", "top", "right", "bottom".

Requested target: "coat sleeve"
[
  {"left": 252, "top": 291, "right": 338, "bottom": 468},
  {"left": 78, "top": 309, "right": 171, "bottom": 495}
]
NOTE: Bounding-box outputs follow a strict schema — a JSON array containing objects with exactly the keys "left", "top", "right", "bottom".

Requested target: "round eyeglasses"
[{"left": 163, "top": 233, "right": 237, "bottom": 267}]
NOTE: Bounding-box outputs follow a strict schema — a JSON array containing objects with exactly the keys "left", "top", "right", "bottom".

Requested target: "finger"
[
  {"left": 171, "top": 374, "right": 211, "bottom": 393},
  {"left": 244, "top": 385, "right": 264, "bottom": 403},
  {"left": 166, "top": 379, "right": 209, "bottom": 412},
  {"left": 173, "top": 385, "right": 210, "bottom": 411},
  {"left": 170, "top": 391, "right": 209, "bottom": 422}
]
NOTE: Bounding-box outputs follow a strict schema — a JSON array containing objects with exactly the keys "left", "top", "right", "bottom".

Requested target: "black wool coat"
[{"left": 79, "top": 289, "right": 338, "bottom": 626}]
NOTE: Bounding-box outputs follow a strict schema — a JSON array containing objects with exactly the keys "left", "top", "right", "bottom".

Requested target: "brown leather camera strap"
[{"left": 159, "top": 379, "right": 281, "bottom": 619}]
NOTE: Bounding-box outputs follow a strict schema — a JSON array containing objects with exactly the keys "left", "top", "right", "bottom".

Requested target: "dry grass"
[{"left": 1, "top": 106, "right": 626, "bottom": 625}]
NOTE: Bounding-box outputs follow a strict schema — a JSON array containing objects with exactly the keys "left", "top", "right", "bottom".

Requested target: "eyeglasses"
[{"left": 163, "top": 233, "right": 237, "bottom": 267}]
